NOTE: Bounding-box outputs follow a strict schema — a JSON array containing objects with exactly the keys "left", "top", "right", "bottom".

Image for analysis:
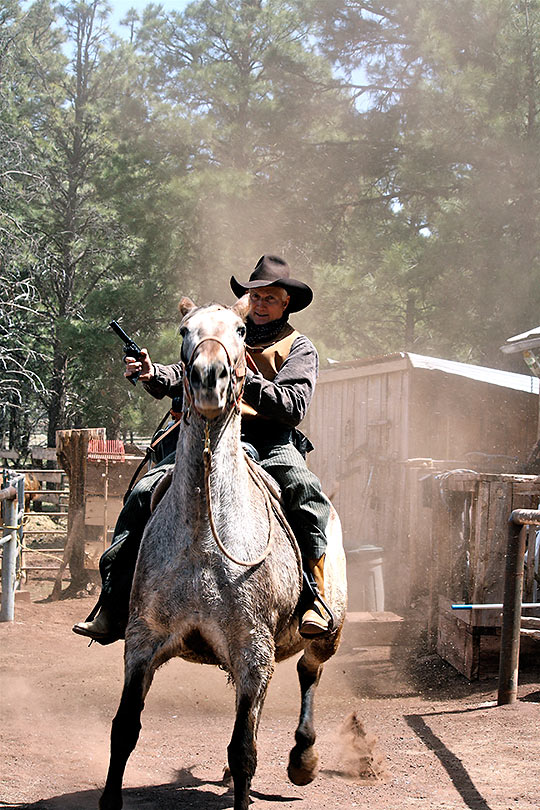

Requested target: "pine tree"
[{"left": 308, "top": 0, "right": 540, "bottom": 366}]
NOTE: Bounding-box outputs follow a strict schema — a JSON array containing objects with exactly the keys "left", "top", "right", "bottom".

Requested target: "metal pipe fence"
[
  {"left": 497, "top": 509, "right": 540, "bottom": 705},
  {"left": 1, "top": 473, "right": 24, "bottom": 621},
  {"left": 1, "top": 468, "right": 70, "bottom": 589}
]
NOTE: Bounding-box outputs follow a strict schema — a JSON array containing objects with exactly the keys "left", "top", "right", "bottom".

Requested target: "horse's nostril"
[
  {"left": 190, "top": 356, "right": 229, "bottom": 392},
  {"left": 191, "top": 366, "right": 202, "bottom": 387}
]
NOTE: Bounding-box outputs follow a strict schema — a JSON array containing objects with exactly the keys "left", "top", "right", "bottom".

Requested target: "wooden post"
[
  {"left": 0, "top": 485, "right": 19, "bottom": 622},
  {"left": 498, "top": 509, "right": 540, "bottom": 705},
  {"left": 52, "top": 428, "right": 105, "bottom": 599}
]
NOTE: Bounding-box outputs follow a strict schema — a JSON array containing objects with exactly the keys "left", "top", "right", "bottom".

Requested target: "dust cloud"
[{"left": 329, "top": 710, "right": 388, "bottom": 783}]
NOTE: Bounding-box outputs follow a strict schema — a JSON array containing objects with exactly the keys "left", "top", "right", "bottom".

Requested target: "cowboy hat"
[{"left": 230, "top": 255, "right": 313, "bottom": 313}]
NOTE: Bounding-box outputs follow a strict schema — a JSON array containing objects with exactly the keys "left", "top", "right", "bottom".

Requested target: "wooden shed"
[{"left": 302, "top": 352, "right": 539, "bottom": 615}]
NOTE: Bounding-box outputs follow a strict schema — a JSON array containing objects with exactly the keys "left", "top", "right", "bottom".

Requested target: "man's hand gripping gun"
[{"left": 109, "top": 320, "right": 144, "bottom": 385}]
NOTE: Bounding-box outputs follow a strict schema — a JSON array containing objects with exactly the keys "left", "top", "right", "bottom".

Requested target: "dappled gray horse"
[{"left": 99, "top": 298, "right": 347, "bottom": 810}]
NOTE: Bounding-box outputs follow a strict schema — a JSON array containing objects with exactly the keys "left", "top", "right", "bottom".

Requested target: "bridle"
[
  {"left": 181, "top": 335, "right": 246, "bottom": 425},
  {"left": 180, "top": 331, "right": 277, "bottom": 567}
]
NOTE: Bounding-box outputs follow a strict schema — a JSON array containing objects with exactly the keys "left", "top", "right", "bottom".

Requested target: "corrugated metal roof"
[
  {"left": 406, "top": 352, "right": 539, "bottom": 394},
  {"left": 323, "top": 351, "right": 539, "bottom": 394}
]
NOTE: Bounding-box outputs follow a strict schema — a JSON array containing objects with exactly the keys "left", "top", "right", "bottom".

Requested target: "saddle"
[{"left": 148, "top": 447, "right": 334, "bottom": 630}]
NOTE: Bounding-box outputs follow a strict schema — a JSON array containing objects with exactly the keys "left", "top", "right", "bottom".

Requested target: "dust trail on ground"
[{"left": 332, "top": 711, "right": 388, "bottom": 783}]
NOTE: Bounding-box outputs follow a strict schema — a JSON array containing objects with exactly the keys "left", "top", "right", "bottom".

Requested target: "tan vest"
[{"left": 241, "top": 323, "right": 300, "bottom": 419}]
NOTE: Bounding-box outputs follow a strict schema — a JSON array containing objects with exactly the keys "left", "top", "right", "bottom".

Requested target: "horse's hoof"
[
  {"left": 222, "top": 765, "right": 233, "bottom": 787},
  {"left": 99, "top": 790, "right": 122, "bottom": 810},
  {"left": 287, "top": 746, "right": 319, "bottom": 786}
]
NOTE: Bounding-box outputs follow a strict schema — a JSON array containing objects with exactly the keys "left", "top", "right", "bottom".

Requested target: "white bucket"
[{"left": 346, "top": 545, "right": 385, "bottom": 612}]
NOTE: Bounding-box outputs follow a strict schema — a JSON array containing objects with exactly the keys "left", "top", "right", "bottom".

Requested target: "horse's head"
[{"left": 179, "top": 296, "right": 249, "bottom": 420}]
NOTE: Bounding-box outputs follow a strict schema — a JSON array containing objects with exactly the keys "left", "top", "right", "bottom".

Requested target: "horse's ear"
[
  {"left": 231, "top": 293, "right": 250, "bottom": 321},
  {"left": 179, "top": 297, "right": 196, "bottom": 316}
]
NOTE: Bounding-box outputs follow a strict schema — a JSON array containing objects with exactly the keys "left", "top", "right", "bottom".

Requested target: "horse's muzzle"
[{"left": 189, "top": 358, "right": 230, "bottom": 417}]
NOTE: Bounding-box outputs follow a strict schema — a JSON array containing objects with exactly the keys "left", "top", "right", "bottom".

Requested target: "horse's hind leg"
[
  {"left": 99, "top": 644, "right": 161, "bottom": 810},
  {"left": 227, "top": 657, "right": 274, "bottom": 810},
  {"left": 288, "top": 650, "right": 323, "bottom": 786}
]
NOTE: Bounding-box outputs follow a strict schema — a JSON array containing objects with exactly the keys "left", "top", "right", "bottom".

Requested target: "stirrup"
[
  {"left": 300, "top": 602, "right": 331, "bottom": 638},
  {"left": 300, "top": 571, "right": 335, "bottom": 636}
]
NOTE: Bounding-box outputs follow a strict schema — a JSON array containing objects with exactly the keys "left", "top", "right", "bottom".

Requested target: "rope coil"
[{"left": 203, "top": 421, "right": 275, "bottom": 567}]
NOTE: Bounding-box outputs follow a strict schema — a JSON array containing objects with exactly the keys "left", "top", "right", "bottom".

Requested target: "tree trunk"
[
  {"left": 52, "top": 427, "right": 105, "bottom": 599},
  {"left": 405, "top": 293, "right": 416, "bottom": 349},
  {"left": 47, "top": 346, "right": 68, "bottom": 447}
]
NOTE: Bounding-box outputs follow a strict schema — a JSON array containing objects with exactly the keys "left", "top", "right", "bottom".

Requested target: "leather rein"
[{"left": 181, "top": 334, "right": 276, "bottom": 568}]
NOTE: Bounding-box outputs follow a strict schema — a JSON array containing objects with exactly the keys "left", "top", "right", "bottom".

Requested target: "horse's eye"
[
  {"left": 179, "top": 326, "right": 187, "bottom": 337},
  {"left": 237, "top": 325, "right": 246, "bottom": 338}
]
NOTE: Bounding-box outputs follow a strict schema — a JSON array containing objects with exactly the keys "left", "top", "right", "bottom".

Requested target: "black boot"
[{"left": 72, "top": 606, "right": 121, "bottom": 643}]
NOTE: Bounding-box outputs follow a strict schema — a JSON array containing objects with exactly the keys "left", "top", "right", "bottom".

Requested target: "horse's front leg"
[
  {"left": 99, "top": 643, "right": 160, "bottom": 810},
  {"left": 227, "top": 654, "right": 274, "bottom": 810},
  {"left": 287, "top": 649, "right": 323, "bottom": 786}
]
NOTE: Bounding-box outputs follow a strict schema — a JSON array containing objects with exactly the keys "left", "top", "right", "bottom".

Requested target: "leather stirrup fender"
[{"left": 150, "top": 469, "right": 174, "bottom": 512}]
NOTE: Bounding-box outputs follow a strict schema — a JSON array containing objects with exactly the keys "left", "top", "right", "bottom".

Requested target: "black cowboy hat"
[{"left": 230, "top": 255, "right": 313, "bottom": 313}]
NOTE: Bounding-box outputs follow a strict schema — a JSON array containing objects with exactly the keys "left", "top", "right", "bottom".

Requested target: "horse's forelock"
[{"left": 181, "top": 303, "right": 242, "bottom": 332}]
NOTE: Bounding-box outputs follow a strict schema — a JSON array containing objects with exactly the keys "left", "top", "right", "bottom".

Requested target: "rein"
[
  {"left": 183, "top": 333, "right": 274, "bottom": 567},
  {"left": 203, "top": 420, "right": 276, "bottom": 567},
  {"left": 181, "top": 332, "right": 299, "bottom": 573}
]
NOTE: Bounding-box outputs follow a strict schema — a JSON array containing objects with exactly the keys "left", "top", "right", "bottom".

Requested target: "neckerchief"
[{"left": 245, "top": 314, "right": 289, "bottom": 346}]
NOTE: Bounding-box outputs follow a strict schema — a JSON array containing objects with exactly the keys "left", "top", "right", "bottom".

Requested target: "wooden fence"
[{"left": 432, "top": 471, "right": 540, "bottom": 678}]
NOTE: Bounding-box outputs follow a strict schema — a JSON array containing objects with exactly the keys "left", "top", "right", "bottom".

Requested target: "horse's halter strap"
[{"left": 181, "top": 335, "right": 246, "bottom": 421}]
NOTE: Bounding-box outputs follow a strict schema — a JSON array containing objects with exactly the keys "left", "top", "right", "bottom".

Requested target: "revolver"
[{"left": 109, "top": 320, "right": 144, "bottom": 385}]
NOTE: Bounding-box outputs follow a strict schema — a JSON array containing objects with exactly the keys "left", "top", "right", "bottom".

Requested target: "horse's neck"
[{"left": 172, "top": 412, "right": 247, "bottom": 512}]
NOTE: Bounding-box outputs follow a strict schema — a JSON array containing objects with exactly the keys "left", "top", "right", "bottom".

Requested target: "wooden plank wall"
[
  {"left": 303, "top": 364, "right": 412, "bottom": 611},
  {"left": 304, "top": 359, "right": 538, "bottom": 616},
  {"left": 408, "top": 371, "right": 537, "bottom": 464},
  {"left": 304, "top": 365, "right": 409, "bottom": 554}
]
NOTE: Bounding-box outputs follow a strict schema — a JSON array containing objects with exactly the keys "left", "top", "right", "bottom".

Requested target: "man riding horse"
[{"left": 73, "top": 255, "right": 332, "bottom": 643}]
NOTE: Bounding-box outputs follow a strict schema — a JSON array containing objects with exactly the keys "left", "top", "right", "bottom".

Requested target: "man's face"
[{"left": 248, "top": 286, "right": 290, "bottom": 325}]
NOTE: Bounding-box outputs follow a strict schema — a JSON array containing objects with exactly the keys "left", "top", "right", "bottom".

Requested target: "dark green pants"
[
  {"left": 258, "top": 441, "right": 330, "bottom": 561},
  {"left": 97, "top": 453, "right": 175, "bottom": 630},
  {"left": 96, "top": 442, "right": 330, "bottom": 627}
]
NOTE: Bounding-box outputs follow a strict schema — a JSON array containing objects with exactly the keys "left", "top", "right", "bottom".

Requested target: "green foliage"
[
  {"left": 3, "top": 0, "right": 540, "bottom": 451},
  {"left": 307, "top": 0, "right": 540, "bottom": 367},
  {"left": 132, "top": 0, "right": 356, "bottom": 300}
]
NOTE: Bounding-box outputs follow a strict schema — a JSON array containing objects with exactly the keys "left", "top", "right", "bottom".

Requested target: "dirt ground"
[{"left": 1, "top": 586, "right": 540, "bottom": 810}]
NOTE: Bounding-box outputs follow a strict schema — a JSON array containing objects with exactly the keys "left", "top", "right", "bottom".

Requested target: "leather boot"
[
  {"left": 300, "top": 555, "right": 331, "bottom": 638},
  {"left": 72, "top": 606, "right": 117, "bottom": 642}
]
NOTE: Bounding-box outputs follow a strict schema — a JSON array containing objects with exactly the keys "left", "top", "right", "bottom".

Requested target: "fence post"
[
  {"left": 497, "top": 508, "right": 540, "bottom": 705},
  {"left": 1, "top": 485, "right": 19, "bottom": 622},
  {"left": 53, "top": 428, "right": 105, "bottom": 598}
]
